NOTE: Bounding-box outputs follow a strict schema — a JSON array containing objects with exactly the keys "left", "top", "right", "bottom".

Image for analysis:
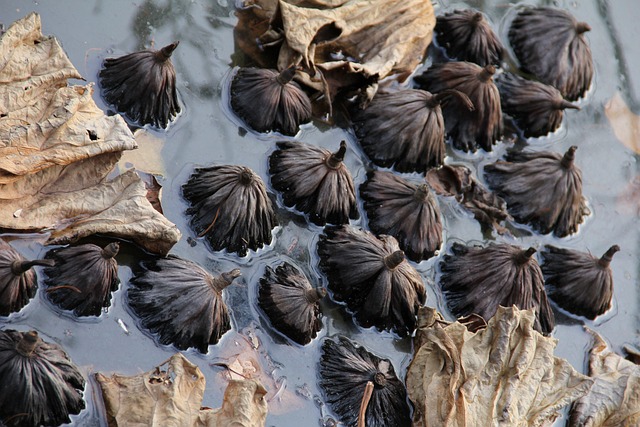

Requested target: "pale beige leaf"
[
  {"left": 604, "top": 92, "right": 640, "bottom": 153},
  {"left": 568, "top": 330, "right": 640, "bottom": 426},
  {"left": 406, "top": 306, "right": 593, "bottom": 427},
  {"left": 198, "top": 380, "right": 268, "bottom": 427},
  {"left": 120, "top": 129, "right": 166, "bottom": 176}
]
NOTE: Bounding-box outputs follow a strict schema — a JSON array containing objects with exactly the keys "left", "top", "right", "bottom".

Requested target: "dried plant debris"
[
  {"left": 497, "top": 72, "right": 579, "bottom": 138},
  {"left": 99, "top": 42, "right": 181, "bottom": 128},
  {"left": 568, "top": 331, "right": 640, "bottom": 426},
  {"left": 0, "top": 238, "right": 53, "bottom": 316},
  {"left": 541, "top": 245, "right": 619, "bottom": 320},
  {"left": 258, "top": 262, "right": 325, "bottom": 345},
  {"left": 183, "top": 165, "right": 277, "bottom": 256},
  {"left": 128, "top": 255, "right": 240, "bottom": 352},
  {"left": 319, "top": 336, "right": 411, "bottom": 427},
  {"left": 360, "top": 170, "right": 442, "bottom": 262},
  {"left": 484, "top": 146, "right": 589, "bottom": 237},
  {"left": 269, "top": 140, "right": 358, "bottom": 226},
  {"left": 96, "top": 353, "right": 268, "bottom": 427},
  {"left": 0, "top": 330, "right": 85, "bottom": 427},
  {"left": 43, "top": 242, "right": 120, "bottom": 317},
  {"left": 415, "top": 62, "right": 502, "bottom": 152},
  {"left": 440, "top": 242, "right": 554, "bottom": 334},
  {"left": 317, "top": 225, "right": 425, "bottom": 336},
  {"left": 230, "top": 67, "right": 312, "bottom": 136},
  {"left": 234, "top": 0, "right": 435, "bottom": 106},
  {"left": 0, "top": 13, "right": 180, "bottom": 255},
  {"left": 435, "top": 9, "right": 504, "bottom": 66},
  {"left": 426, "top": 164, "right": 510, "bottom": 234},
  {"left": 509, "top": 6, "right": 593, "bottom": 101},
  {"left": 406, "top": 306, "right": 593, "bottom": 427},
  {"left": 351, "top": 89, "right": 472, "bottom": 173}
]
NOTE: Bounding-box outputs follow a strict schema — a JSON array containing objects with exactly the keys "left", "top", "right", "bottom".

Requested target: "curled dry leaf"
[
  {"left": 96, "top": 353, "right": 268, "bottom": 427},
  {"left": 406, "top": 306, "right": 593, "bottom": 427},
  {"left": 568, "top": 330, "right": 640, "bottom": 426},
  {"left": 0, "top": 13, "right": 180, "bottom": 255}
]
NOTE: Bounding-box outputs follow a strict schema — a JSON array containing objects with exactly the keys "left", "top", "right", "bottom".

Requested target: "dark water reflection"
[{"left": 1, "top": 0, "right": 638, "bottom": 426}]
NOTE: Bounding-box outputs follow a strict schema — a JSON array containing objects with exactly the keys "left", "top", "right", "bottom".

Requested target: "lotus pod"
[
  {"left": 258, "top": 262, "right": 326, "bottom": 345},
  {"left": 230, "top": 66, "right": 312, "bottom": 136},
  {"left": 541, "top": 245, "right": 619, "bottom": 320},
  {"left": 317, "top": 225, "right": 426, "bottom": 336},
  {"left": 43, "top": 242, "right": 120, "bottom": 317},
  {"left": 0, "top": 238, "right": 53, "bottom": 316},
  {"left": 360, "top": 170, "right": 442, "bottom": 262},
  {"left": 508, "top": 7, "right": 593, "bottom": 101},
  {"left": 439, "top": 242, "right": 554, "bottom": 334},
  {"left": 352, "top": 88, "right": 473, "bottom": 173},
  {"left": 319, "top": 336, "right": 411, "bottom": 427},
  {"left": 435, "top": 9, "right": 504, "bottom": 66},
  {"left": 415, "top": 61, "right": 502, "bottom": 152},
  {"left": 182, "top": 165, "right": 278, "bottom": 256},
  {"left": 128, "top": 255, "right": 241, "bottom": 352},
  {"left": 269, "top": 140, "right": 358, "bottom": 226},
  {"left": 99, "top": 42, "right": 180, "bottom": 128},
  {"left": 0, "top": 330, "right": 85, "bottom": 427},
  {"left": 497, "top": 72, "right": 580, "bottom": 137},
  {"left": 484, "top": 146, "right": 589, "bottom": 237}
]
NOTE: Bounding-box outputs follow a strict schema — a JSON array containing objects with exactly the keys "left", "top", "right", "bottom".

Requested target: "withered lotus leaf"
[
  {"left": 0, "top": 238, "right": 53, "bottom": 316},
  {"left": 43, "top": 242, "right": 120, "bottom": 317},
  {"left": 182, "top": 165, "right": 277, "bottom": 256},
  {"left": 406, "top": 306, "right": 593, "bottom": 427},
  {"left": 415, "top": 62, "right": 502, "bottom": 152},
  {"left": 128, "top": 255, "right": 241, "bottom": 353},
  {"left": 0, "top": 330, "right": 85, "bottom": 427},
  {"left": 568, "top": 331, "right": 640, "bottom": 427},
  {"left": 497, "top": 72, "right": 580, "bottom": 138},
  {"left": 439, "top": 242, "right": 554, "bottom": 334},
  {"left": 99, "top": 42, "right": 181, "bottom": 128},
  {"left": 230, "top": 66, "right": 312, "bottom": 136},
  {"left": 319, "top": 336, "right": 411, "bottom": 427},
  {"left": 351, "top": 89, "right": 472, "bottom": 173},
  {"left": 317, "top": 225, "right": 426, "bottom": 336},
  {"left": 269, "top": 140, "right": 358, "bottom": 226},
  {"left": 484, "top": 146, "right": 589, "bottom": 237},
  {"left": 360, "top": 170, "right": 442, "bottom": 262},
  {"left": 258, "top": 262, "right": 326, "bottom": 345},
  {"left": 508, "top": 7, "right": 593, "bottom": 101},
  {"left": 542, "top": 245, "right": 620, "bottom": 320},
  {"left": 435, "top": 9, "right": 504, "bottom": 66}
]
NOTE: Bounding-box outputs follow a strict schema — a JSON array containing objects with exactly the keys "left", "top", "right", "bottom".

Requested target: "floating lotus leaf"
[
  {"left": 269, "top": 140, "right": 358, "bottom": 226},
  {"left": 43, "top": 242, "right": 120, "bottom": 317},
  {"left": 99, "top": 42, "right": 181, "bottom": 128},
  {"left": 128, "top": 255, "right": 240, "bottom": 352},
  {"left": 509, "top": 6, "right": 593, "bottom": 101},
  {"left": 541, "top": 245, "right": 619, "bottom": 320},
  {"left": 319, "top": 336, "right": 411, "bottom": 427},
  {"left": 258, "top": 262, "right": 326, "bottom": 345},
  {"left": 484, "top": 146, "right": 589, "bottom": 237},
  {"left": 360, "top": 170, "right": 442, "bottom": 262},
  {"left": 440, "top": 242, "right": 554, "bottom": 334}
]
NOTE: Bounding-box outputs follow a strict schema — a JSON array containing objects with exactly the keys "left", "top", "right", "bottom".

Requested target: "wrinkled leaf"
[
  {"left": 406, "top": 306, "right": 593, "bottom": 427},
  {"left": 0, "top": 13, "right": 180, "bottom": 255},
  {"left": 605, "top": 92, "right": 640, "bottom": 153},
  {"left": 568, "top": 330, "right": 640, "bottom": 426},
  {"left": 96, "top": 353, "right": 268, "bottom": 427}
]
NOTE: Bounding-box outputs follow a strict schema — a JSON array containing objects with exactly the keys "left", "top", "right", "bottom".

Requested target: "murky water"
[{"left": 1, "top": 0, "right": 638, "bottom": 426}]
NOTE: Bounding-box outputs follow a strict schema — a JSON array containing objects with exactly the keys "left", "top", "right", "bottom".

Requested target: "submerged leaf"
[
  {"left": 406, "top": 306, "right": 593, "bottom": 427},
  {"left": 605, "top": 91, "right": 640, "bottom": 153}
]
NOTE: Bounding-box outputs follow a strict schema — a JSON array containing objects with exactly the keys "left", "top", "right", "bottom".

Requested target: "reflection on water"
[{"left": 0, "top": 0, "right": 639, "bottom": 426}]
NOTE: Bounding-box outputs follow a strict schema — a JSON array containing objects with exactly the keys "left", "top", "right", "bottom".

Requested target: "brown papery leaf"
[
  {"left": 406, "top": 306, "right": 593, "bottom": 427},
  {"left": 96, "top": 353, "right": 268, "bottom": 427},
  {"left": 568, "top": 331, "right": 640, "bottom": 426},
  {"left": 0, "top": 13, "right": 180, "bottom": 255},
  {"left": 605, "top": 91, "right": 640, "bottom": 153}
]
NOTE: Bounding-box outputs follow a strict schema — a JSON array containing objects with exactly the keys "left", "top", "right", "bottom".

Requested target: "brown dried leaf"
[
  {"left": 568, "top": 331, "right": 640, "bottom": 426},
  {"left": 605, "top": 91, "right": 640, "bottom": 153},
  {"left": 96, "top": 353, "right": 268, "bottom": 427},
  {"left": 406, "top": 306, "right": 593, "bottom": 427}
]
